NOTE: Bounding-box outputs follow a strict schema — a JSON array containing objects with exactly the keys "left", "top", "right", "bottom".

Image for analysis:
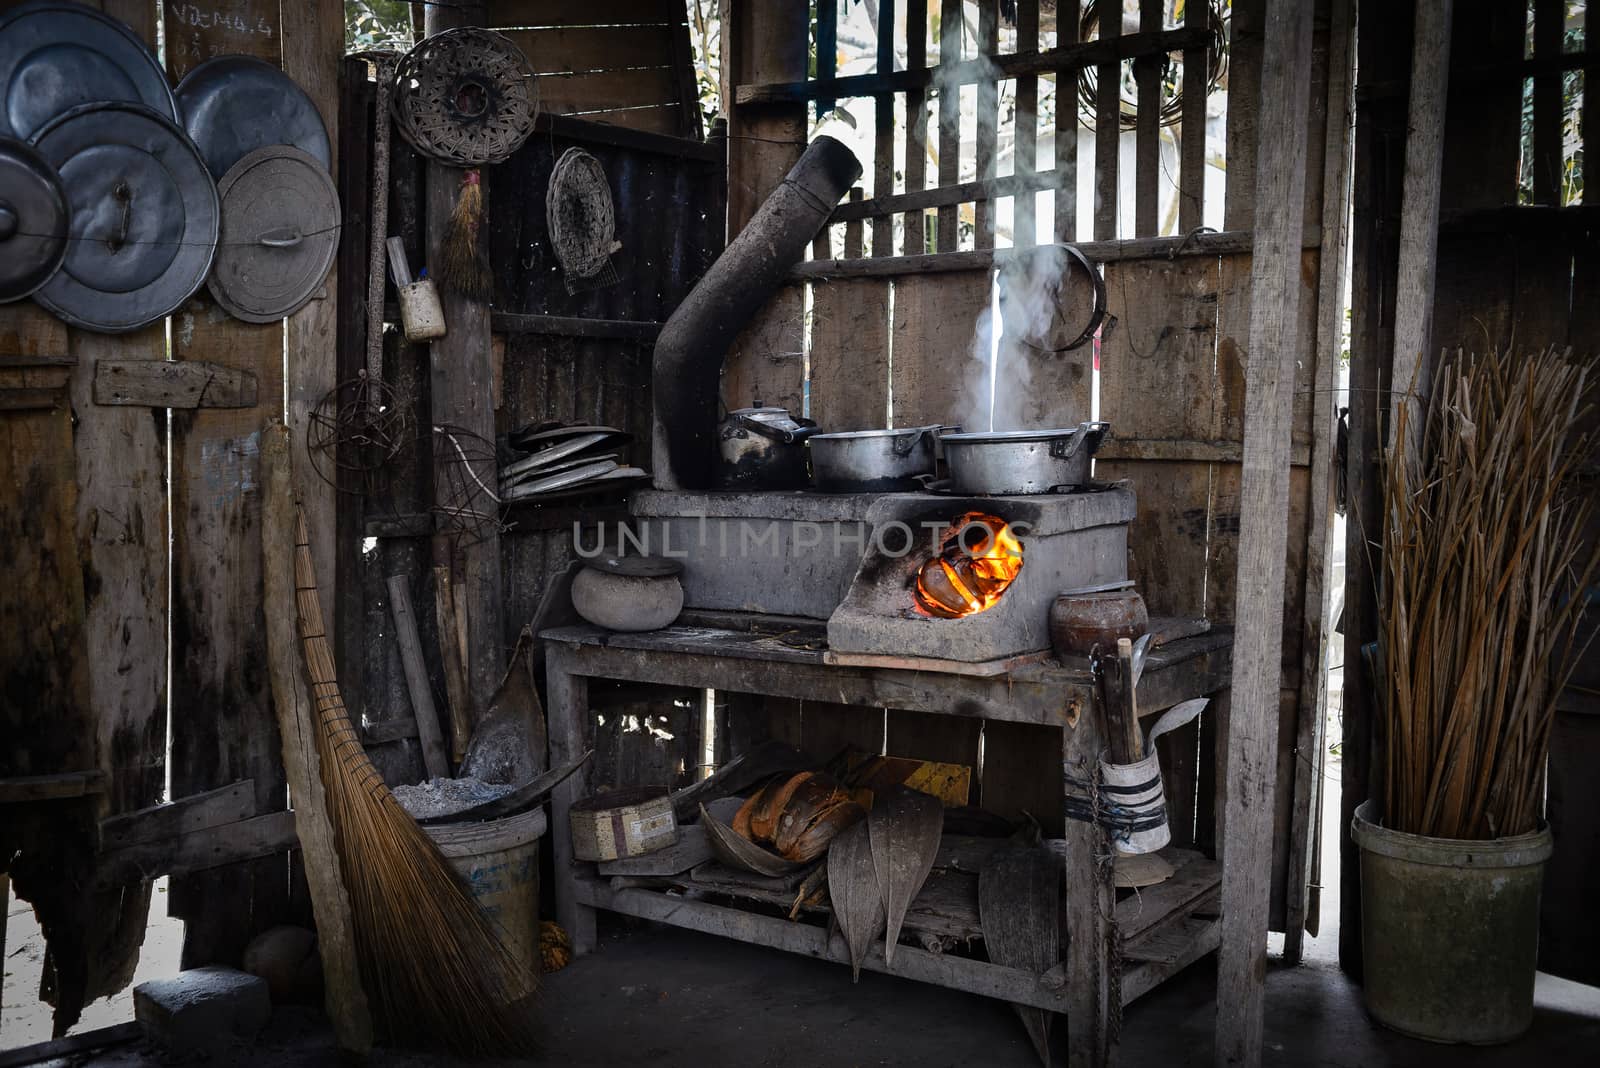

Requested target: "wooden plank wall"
[
  {"left": 487, "top": 0, "right": 702, "bottom": 138},
  {"left": 339, "top": 58, "right": 725, "bottom": 796},
  {"left": 0, "top": 0, "right": 341, "bottom": 1009},
  {"left": 717, "top": 0, "right": 1348, "bottom": 928}
]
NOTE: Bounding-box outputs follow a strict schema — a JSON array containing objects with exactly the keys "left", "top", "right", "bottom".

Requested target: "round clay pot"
[
  {"left": 571, "top": 555, "right": 684, "bottom": 632},
  {"left": 1049, "top": 588, "right": 1148, "bottom": 657}
]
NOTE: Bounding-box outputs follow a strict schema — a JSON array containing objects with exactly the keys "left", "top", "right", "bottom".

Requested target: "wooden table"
[{"left": 542, "top": 624, "right": 1232, "bottom": 1068}]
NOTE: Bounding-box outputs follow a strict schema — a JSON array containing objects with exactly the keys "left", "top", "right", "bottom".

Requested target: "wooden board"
[
  {"left": 808, "top": 278, "right": 890, "bottom": 430},
  {"left": 164, "top": 0, "right": 290, "bottom": 969},
  {"left": 720, "top": 283, "right": 805, "bottom": 416},
  {"left": 888, "top": 270, "right": 992, "bottom": 428}
]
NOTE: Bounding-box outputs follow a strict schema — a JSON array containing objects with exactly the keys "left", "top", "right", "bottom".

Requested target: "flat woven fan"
[
  {"left": 391, "top": 28, "right": 538, "bottom": 166},
  {"left": 547, "top": 148, "right": 620, "bottom": 293}
]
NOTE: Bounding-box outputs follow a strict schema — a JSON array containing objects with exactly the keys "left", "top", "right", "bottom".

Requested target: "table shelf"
[{"left": 542, "top": 622, "right": 1232, "bottom": 1068}]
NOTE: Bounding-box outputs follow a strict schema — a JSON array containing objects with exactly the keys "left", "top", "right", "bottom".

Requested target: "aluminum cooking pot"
[
  {"left": 717, "top": 404, "right": 818, "bottom": 489},
  {"left": 941, "top": 421, "right": 1111, "bottom": 495},
  {"left": 808, "top": 426, "right": 941, "bottom": 493}
]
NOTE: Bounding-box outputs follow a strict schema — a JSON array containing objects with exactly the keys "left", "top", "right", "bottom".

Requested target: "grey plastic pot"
[{"left": 1351, "top": 799, "right": 1553, "bottom": 1044}]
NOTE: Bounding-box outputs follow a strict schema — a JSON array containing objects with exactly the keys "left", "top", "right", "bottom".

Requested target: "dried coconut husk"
[
  {"left": 700, "top": 802, "right": 807, "bottom": 878},
  {"left": 868, "top": 788, "right": 943, "bottom": 965},
  {"left": 827, "top": 820, "right": 884, "bottom": 981}
]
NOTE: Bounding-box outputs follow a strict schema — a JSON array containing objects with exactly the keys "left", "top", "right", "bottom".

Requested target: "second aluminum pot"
[
  {"left": 808, "top": 426, "right": 941, "bottom": 492},
  {"left": 941, "top": 421, "right": 1111, "bottom": 494}
]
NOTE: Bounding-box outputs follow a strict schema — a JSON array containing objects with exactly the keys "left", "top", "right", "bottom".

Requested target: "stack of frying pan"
[
  {"left": 499, "top": 423, "right": 650, "bottom": 503},
  {"left": 0, "top": 0, "right": 338, "bottom": 332}
]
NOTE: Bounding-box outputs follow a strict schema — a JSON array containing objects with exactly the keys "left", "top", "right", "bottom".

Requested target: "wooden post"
[
  {"left": 424, "top": 1, "right": 505, "bottom": 727},
  {"left": 1063, "top": 737, "right": 1111, "bottom": 1068},
  {"left": 547, "top": 648, "right": 597, "bottom": 954},
  {"left": 722, "top": 0, "right": 808, "bottom": 237},
  {"left": 1283, "top": 0, "right": 1357, "bottom": 966},
  {"left": 1216, "top": 2, "right": 1316, "bottom": 1066},
  {"left": 1388, "top": 0, "right": 1453, "bottom": 454},
  {"left": 261, "top": 424, "right": 373, "bottom": 1054}
]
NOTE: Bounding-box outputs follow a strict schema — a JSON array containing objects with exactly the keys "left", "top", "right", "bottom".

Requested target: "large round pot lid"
[
  {"left": 175, "top": 54, "right": 332, "bottom": 181},
  {"left": 0, "top": 0, "right": 177, "bottom": 141},
  {"left": 30, "top": 102, "right": 219, "bottom": 334},
  {"left": 0, "top": 136, "right": 69, "bottom": 302},
  {"left": 207, "top": 144, "right": 339, "bottom": 323}
]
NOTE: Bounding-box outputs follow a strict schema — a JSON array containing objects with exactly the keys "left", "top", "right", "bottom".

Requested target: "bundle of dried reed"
[{"left": 1379, "top": 345, "right": 1597, "bottom": 840}]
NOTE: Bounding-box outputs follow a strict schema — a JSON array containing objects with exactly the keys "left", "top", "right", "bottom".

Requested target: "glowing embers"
[{"left": 913, "top": 512, "right": 1024, "bottom": 619}]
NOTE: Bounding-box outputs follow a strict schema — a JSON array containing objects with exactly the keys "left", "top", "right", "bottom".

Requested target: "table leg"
[
  {"left": 1063, "top": 734, "right": 1114, "bottom": 1068},
  {"left": 546, "top": 649, "right": 597, "bottom": 954}
]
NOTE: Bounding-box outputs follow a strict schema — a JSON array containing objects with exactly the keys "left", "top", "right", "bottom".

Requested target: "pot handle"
[
  {"left": 1049, "top": 421, "right": 1112, "bottom": 460},
  {"left": 734, "top": 413, "right": 815, "bottom": 445},
  {"left": 891, "top": 426, "right": 931, "bottom": 457}
]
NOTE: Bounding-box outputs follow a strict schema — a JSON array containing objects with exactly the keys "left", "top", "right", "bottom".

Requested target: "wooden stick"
[
  {"left": 432, "top": 564, "right": 470, "bottom": 765},
  {"left": 385, "top": 575, "right": 450, "bottom": 779},
  {"left": 261, "top": 423, "right": 373, "bottom": 1054},
  {"left": 1105, "top": 637, "right": 1143, "bottom": 763}
]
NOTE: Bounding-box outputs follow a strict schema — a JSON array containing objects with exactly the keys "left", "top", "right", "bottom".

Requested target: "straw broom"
[
  {"left": 1378, "top": 345, "right": 1597, "bottom": 840},
  {"left": 271, "top": 467, "right": 539, "bottom": 1054}
]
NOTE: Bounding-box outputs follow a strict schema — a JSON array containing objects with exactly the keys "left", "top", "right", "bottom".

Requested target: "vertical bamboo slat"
[
  {"left": 815, "top": 0, "right": 838, "bottom": 118},
  {"left": 874, "top": 0, "right": 898, "bottom": 255},
  {"left": 905, "top": 0, "right": 930, "bottom": 254},
  {"left": 1133, "top": 0, "right": 1162, "bottom": 236},
  {"left": 1054, "top": 1, "right": 1081, "bottom": 242},
  {"left": 1014, "top": 0, "right": 1039, "bottom": 246},
  {"left": 1532, "top": 0, "right": 1562, "bottom": 205},
  {"left": 936, "top": 0, "right": 962, "bottom": 251},
  {"left": 1178, "top": 0, "right": 1209, "bottom": 231},
  {"left": 1093, "top": 2, "right": 1121, "bottom": 240},
  {"left": 973, "top": 1, "right": 998, "bottom": 248}
]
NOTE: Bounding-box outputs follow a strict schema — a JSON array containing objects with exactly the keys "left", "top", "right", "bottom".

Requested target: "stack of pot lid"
[
  {"left": 31, "top": 102, "right": 218, "bottom": 333},
  {"left": 0, "top": 1, "right": 178, "bottom": 141},
  {"left": 0, "top": 136, "right": 68, "bottom": 302},
  {"left": 499, "top": 423, "right": 649, "bottom": 502},
  {"left": 207, "top": 145, "right": 340, "bottom": 322}
]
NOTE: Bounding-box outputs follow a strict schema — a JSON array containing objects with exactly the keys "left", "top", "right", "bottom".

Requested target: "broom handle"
[{"left": 294, "top": 508, "right": 393, "bottom": 805}]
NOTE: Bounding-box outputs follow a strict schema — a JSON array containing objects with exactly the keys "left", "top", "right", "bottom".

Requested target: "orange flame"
[{"left": 913, "top": 513, "right": 1024, "bottom": 618}]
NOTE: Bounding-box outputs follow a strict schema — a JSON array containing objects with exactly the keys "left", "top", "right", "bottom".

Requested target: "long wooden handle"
[{"left": 1102, "top": 637, "right": 1143, "bottom": 764}]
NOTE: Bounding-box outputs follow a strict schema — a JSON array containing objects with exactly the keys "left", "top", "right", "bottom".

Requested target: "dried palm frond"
[{"left": 1379, "top": 345, "right": 1597, "bottom": 839}]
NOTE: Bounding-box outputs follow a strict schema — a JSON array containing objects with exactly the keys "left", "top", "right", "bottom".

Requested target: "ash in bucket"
[{"left": 912, "top": 512, "right": 1024, "bottom": 618}]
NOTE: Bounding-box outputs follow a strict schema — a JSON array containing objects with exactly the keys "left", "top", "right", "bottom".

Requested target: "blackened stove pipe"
[{"left": 652, "top": 136, "right": 862, "bottom": 490}]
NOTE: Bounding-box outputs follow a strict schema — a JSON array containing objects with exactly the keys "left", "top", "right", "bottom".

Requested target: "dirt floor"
[{"left": 19, "top": 916, "right": 1600, "bottom": 1067}]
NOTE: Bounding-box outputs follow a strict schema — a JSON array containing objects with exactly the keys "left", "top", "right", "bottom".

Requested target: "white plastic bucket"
[{"left": 423, "top": 806, "right": 546, "bottom": 966}]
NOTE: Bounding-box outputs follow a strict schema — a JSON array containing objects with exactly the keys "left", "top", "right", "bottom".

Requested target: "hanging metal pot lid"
[
  {"left": 175, "top": 54, "right": 332, "bottom": 181},
  {"left": 30, "top": 102, "right": 218, "bottom": 334},
  {"left": 0, "top": 0, "right": 177, "bottom": 141},
  {"left": 0, "top": 136, "right": 69, "bottom": 302},
  {"left": 206, "top": 144, "right": 339, "bottom": 323}
]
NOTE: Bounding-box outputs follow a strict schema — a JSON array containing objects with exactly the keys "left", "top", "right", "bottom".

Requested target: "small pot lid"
[
  {"left": 0, "top": 1, "right": 177, "bottom": 141},
  {"left": 30, "top": 102, "right": 218, "bottom": 333},
  {"left": 175, "top": 55, "right": 332, "bottom": 181},
  {"left": 0, "top": 136, "right": 68, "bottom": 302},
  {"left": 584, "top": 553, "right": 684, "bottom": 578},
  {"left": 206, "top": 144, "right": 339, "bottom": 323}
]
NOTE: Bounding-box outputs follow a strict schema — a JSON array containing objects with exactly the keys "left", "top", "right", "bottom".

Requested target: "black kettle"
[{"left": 716, "top": 402, "right": 818, "bottom": 489}]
